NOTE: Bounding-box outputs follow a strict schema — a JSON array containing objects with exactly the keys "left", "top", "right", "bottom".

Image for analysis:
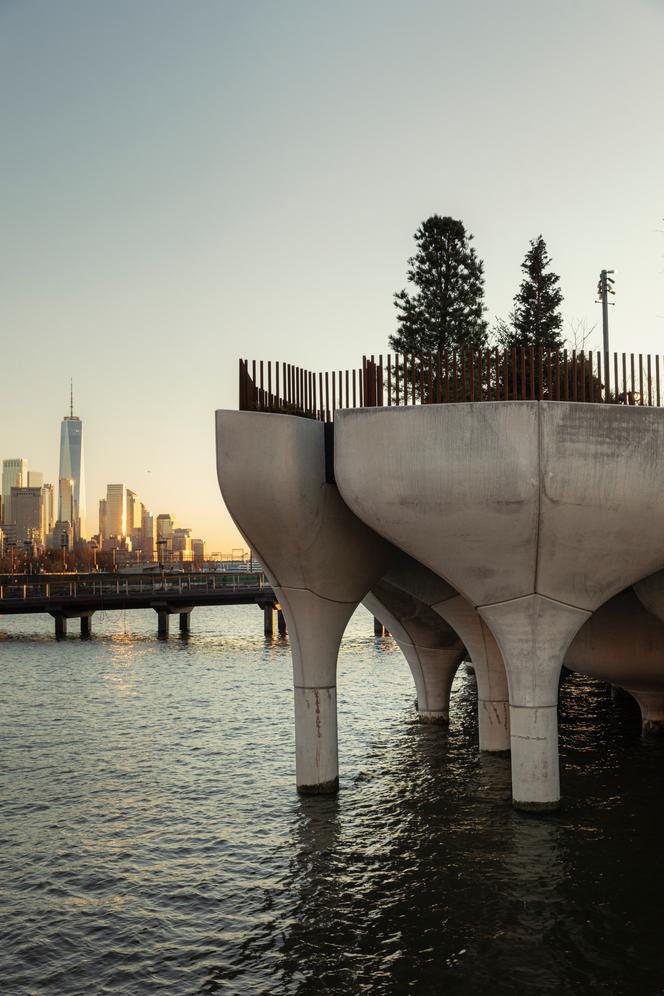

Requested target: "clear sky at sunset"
[{"left": 2, "top": 0, "right": 663, "bottom": 550}]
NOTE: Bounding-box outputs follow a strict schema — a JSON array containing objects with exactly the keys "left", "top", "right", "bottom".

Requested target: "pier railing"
[
  {"left": 239, "top": 349, "right": 664, "bottom": 421},
  {"left": 0, "top": 571, "right": 268, "bottom": 603}
]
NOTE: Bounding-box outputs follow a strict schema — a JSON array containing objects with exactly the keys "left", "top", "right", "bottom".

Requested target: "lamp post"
[{"left": 596, "top": 269, "right": 615, "bottom": 354}]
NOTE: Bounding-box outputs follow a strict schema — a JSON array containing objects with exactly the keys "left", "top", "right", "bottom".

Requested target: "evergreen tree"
[
  {"left": 389, "top": 215, "right": 488, "bottom": 356},
  {"left": 497, "top": 235, "right": 564, "bottom": 349}
]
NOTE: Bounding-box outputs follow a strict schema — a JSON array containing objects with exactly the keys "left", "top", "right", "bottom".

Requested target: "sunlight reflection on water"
[{"left": 0, "top": 605, "right": 662, "bottom": 994}]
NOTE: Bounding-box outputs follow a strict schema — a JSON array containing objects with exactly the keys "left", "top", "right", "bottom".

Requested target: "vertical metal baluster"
[
  {"left": 580, "top": 352, "right": 586, "bottom": 402},
  {"left": 657, "top": 356, "right": 661, "bottom": 407},
  {"left": 648, "top": 355, "right": 652, "bottom": 406},
  {"left": 520, "top": 349, "right": 526, "bottom": 400}
]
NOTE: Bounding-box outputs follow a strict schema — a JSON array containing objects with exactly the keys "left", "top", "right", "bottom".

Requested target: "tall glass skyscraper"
[{"left": 58, "top": 386, "right": 87, "bottom": 539}]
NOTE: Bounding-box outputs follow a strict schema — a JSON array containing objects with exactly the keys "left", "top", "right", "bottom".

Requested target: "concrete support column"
[
  {"left": 626, "top": 689, "right": 664, "bottom": 735},
  {"left": 434, "top": 595, "right": 510, "bottom": 752},
  {"left": 54, "top": 615, "right": 67, "bottom": 639},
  {"left": 157, "top": 609, "right": 170, "bottom": 639},
  {"left": 280, "top": 587, "right": 357, "bottom": 795},
  {"left": 374, "top": 616, "right": 388, "bottom": 637},
  {"left": 179, "top": 611, "right": 191, "bottom": 634},
  {"left": 264, "top": 605, "right": 275, "bottom": 637},
  {"left": 80, "top": 615, "right": 92, "bottom": 638},
  {"left": 480, "top": 594, "right": 590, "bottom": 811},
  {"left": 277, "top": 609, "right": 287, "bottom": 637},
  {"left": 407, "top": 645, "right": 463, "bottom": 724}
]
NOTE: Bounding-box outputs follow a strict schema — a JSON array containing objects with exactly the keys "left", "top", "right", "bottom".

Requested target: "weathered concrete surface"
[
  {"left": 633, "top": 569, "right": 664, "bottom": 625},
  {"left": 335, "top": 403, "right": 540, "bottom": 607},
  {"left": 371, "top": 550, "right": 510, "bottom": 749},
  {"left": 433, "top": 595, "right": 510, "bottom": 752},
  {"left": 335, "top": 402, "right": 664, "bottom": 808},
  {"left": 364, "top": 579, "right": 465, "bottom": 723},
  {"left": 216, "top": 411, "right": 391, "bottom": 793},
  {"left": 536, "top": 404, "right": 664, "bottom": 610}
]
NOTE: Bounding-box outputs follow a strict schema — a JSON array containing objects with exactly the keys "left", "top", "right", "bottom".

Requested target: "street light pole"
[{"left": 596, "top": 269, "right": 615, "bottom": 354}]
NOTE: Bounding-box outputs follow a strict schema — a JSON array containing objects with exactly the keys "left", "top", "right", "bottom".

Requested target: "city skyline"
[
  {"left": 1, "top": 1, "right": 663, "bottom": 550},
  {"left": 0, "top": 386, "right": 222, "bottom": 560}
]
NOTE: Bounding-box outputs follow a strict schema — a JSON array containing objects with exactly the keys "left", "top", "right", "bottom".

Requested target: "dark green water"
[{"left": 0, "top": 606, "right": 662, "bottom": 994}]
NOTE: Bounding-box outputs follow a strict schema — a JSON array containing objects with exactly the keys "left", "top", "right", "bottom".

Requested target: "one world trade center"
[{"left": 58, "top": 383, "right": 87, "bottom": 540}]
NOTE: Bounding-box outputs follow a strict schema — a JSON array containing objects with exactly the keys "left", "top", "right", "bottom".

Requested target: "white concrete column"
[
  {"left": 363, "top": 587, "right": 464, "bottom": 726},
  {"left": 216, "top": 411, "right": 392, "bottom": 797},
  {"left": 434, "top": 594, "right": 510, "bottom": 752},
  {"left": 625, "top": 689, "right": 664, "bottom": 736},
  {"left": 480, "top": 594, "right": 590, "bottom": 811},
  {"left": 279, "top": 586, "right": 357, "bottom": 794},
  {"left": 405, "top": 644, "right": 463, "bottom": 724}
]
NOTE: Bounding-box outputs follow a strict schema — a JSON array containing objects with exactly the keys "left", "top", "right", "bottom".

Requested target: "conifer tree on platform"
[
  {"left": 497, "top": 235, "right": 564, "bottom": 350},
  {"left": 389, "top": 215, "right": 488, "bottom": 356}
]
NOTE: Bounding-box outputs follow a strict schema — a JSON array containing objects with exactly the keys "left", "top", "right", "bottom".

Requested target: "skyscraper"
[
  {"left": 58, "top": 384, "right": 86, "bottom": 539},
  {"left": 11, "top": 486, "right": 45, "bottom": 543},
  {"left": 2, "top": 458, "right": 28, "bottom": 524},
  {"left": 105, "top": 484, "right": 127, "bottom": 538}
]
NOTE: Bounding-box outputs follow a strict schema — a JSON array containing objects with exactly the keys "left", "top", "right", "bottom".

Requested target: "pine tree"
[
  {"left": 498, "top": 235, "right": 564, "bottom": 349},
  {"left": 389, "top": 215, "right": 488, "bottom": 356}
]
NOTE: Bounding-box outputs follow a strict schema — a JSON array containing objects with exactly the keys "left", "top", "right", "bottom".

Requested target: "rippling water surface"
[{"left": 1, "top": 605, "right": 663, "bottom": 995}]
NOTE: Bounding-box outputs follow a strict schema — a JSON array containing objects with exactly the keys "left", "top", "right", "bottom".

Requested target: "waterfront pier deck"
[{"left": 0, "top": 571, "right": 280, "bottom": 638}]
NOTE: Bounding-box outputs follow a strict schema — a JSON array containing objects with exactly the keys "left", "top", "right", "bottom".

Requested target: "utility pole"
[{"left": 596, "top": 269, "right": 615, "bottom": 353}]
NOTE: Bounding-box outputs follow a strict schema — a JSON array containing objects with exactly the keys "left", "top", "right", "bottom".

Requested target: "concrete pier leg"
[
  {"left": 279, "top": 587, "right": 357, "bottom": 794},
  {"left": 80, "top": 615, "right": 92, "bottom": 638},
  {"left": 374, "top": 616, "right": 388, "bottom": 637},
  {"left": 179, "top": 611, "right": 191, "bottom": 635},
  {"left": 406, "top": 645, "right": 462, "bottom": 724},
  {"left": 480, "top": 594, "right": 590, "bottom": 811},
  {"left": 434, "top": 595, "right": 510, "bottom": 752},
  {"left": 157, "top": 609, "right": 170, "bottom": 639},
  {"left": 54, "top": 615, "right": 67, "bottom": 639},
  {"left": 277, "top": 609, "right": 287, "bottom": 637},
  {"left": 264, "top": 606, "right": 275, "bottom": 637},
  {"left": 626, "top": 689, "right": 664, "bottom": 735}
]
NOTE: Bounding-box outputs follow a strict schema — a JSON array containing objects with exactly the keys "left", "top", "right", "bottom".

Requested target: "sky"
[{"left": 1, "top": 0, "right": 663, "bottom": 551}]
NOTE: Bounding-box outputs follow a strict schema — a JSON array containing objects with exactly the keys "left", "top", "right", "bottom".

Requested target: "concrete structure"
[
  {"left": 334, "top": 402, "right": 664, "bottom": 809},
  {"left": 216, "top": 402, "right": 664, "bottom": 811},
  {"left": 58, "top": 391, "right": 86, "bottom": 538},
  {"left": 566, "top": 587, "right": 664, "bottom": 734},
  {"left": 216, "top": 411, "right": 392, "bottom": 794},
  {"left": 365, "top": 576, "right": 465, "bottom": 724},
  {"left": 2, "top": 458, "right": 28, "bottom": 525}
]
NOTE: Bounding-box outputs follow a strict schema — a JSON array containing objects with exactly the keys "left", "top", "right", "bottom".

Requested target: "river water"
[{"left": 1, "top": 605, "right": 662, "bottom": 995}]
